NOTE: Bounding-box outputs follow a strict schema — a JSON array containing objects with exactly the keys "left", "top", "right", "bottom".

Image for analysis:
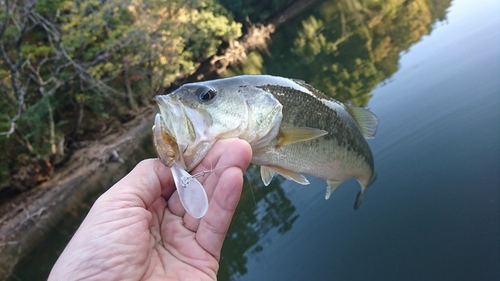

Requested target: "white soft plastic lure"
[{"left": 153, "top": 114, "right": 209, "bottom": 218}]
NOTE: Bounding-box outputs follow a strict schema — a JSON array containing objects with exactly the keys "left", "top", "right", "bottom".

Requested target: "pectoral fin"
[
  {"left": 277, "top": 127, "right": 328, "bottom": 147},
  {"left": 325, "top": 180, "right": 342, "bottom": 200},
  {"left": 260, "top": 166, "right": 276, "bottom": 186}
]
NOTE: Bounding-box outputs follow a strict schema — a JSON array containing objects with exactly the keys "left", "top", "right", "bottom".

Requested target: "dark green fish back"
[{"left": 257, "top": 84, "right": 374, "bottom": 172}]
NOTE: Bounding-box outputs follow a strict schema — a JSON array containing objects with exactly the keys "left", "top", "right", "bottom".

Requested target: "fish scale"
[{"left": 256, "top": 84, "right": 374, "bottom": 171}]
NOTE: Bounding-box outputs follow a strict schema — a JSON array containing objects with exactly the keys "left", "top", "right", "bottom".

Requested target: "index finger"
[{"left": 195, "top": 139, "right": 252, "bottom": 259}]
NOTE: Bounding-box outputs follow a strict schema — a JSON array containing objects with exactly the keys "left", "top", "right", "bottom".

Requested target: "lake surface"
[
  {"left": 6, "top": 0, "right": 500, "bottom": 280},
  {"left": 218, "top": 0, "right": 500, "bottom": 280}
]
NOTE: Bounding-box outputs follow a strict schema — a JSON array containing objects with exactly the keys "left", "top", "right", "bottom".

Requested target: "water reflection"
[
  {"left": 218, "top": 165, "right": 298, "bottom": 280},
  {"left": 219, "top": 0, "right": 454, "bottom": 280},
  {"left": 225, "top": 0, "right": 452, "bottom": 106}
]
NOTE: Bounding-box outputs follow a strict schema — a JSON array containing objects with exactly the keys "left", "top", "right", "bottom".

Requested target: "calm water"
[
  {"left": 219, "top": 0, "right": 500, "bottom": 280},
  {"left": 7, "top": 0, "right": 500, "bottom": 280}
]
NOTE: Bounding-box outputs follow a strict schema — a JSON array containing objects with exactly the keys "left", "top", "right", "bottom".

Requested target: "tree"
[{"left": 0, "top": 0, "right": 242, "bottom": 193}]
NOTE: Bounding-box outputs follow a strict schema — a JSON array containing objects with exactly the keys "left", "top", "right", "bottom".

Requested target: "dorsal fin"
[
  {"left": 346, "top": 105, "right": 378, "bottom": 139},
  {"left": 290, "top": 78, "right": 306, "bottom": 84}
]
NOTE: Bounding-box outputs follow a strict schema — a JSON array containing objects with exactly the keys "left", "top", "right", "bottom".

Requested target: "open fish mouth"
[
  {"left": 156, "top": 96, "right": 187, "bottom": 166},
  {"left": 155, "top": 95, "right": 213, "bottom": 171},
  {"left": 152, "top": 112, "right": 209, "bottom": 219},
  {"left": 156, "top": 96, "right": 182, "bottom": 142},
  {"left": 153, "top": 113, "right": 178, "bottom": 167}
]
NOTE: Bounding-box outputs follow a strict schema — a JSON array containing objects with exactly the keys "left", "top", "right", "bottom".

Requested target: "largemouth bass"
[{"left": 155, "top": 75, "right": 377, "bottom": 211}]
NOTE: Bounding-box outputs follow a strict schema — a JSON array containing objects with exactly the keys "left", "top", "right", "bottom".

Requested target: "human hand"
[{"left": 48, "top": 138, "right": 252, "bottom": 280}]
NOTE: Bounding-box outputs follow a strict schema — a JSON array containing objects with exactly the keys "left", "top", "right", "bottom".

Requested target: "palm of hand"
[{"left": 49, "top": 139, "right": 251, "bottom": 281}]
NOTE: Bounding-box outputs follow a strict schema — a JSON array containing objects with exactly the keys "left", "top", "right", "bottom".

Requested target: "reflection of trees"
[
  {"left": 227, "top": 0, "right": 452, "bottom": 106},
  {"left": 218, "top": 165, "right": 299, "bottom": 280}
]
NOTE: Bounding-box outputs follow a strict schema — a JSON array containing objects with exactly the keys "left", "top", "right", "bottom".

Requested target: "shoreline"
[
  {"left": 0, "top": 1, "right": 321, "bottom": 278},
  {"left": 0, "top": 108, "right": 156, "bottom": 278}
]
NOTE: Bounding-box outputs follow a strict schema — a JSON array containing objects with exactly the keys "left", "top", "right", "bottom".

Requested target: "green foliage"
[
  {"left": 425, "top": 0, "right": 453, "bottom": 21},
  {"left": 289, "top": 0, "right": 434, "bottom": 105},
  {"left": 185, "top": 9, "right": 242, "bottom": 61},
  {"left": 0, "top": 0, "right": 453, "bottom": 195},
  {"left": 222, "top": 51, "right": 265, "bottom": 77},
  {"left": 218, "top": 0, "right": 295, "bottom": 23},
  {"left": 0, "top": 0, "right": 242, "bottom": 191}
]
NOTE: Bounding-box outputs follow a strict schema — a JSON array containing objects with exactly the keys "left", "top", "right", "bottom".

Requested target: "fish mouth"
[
  {"left": 153, "top": 113, "right": 179, "bottom": 167},
  {"left": 155, "top": 95, "right": 213, "bottom": 171},
  {"left": 156, "top": 96, "right": 189, "bottom": 168}
]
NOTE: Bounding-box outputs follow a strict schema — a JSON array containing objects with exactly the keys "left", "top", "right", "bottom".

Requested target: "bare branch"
[
  {"left": 30, "top": 10, "right": 120, "bottom": 95},
  {"left": 17, "top": 0, "right": 37, "bottom": 39},
  {"left": 14, "top": 0, "right": 37, "bottom": 67},
  {"left": 0, "top": 120, "right": 16, "bottom": 137},
  {"left": 0, "top": 41, "right": 14, "bottom": 70},
  {"left": 0, "top": 0, "right": 9, "bottom": 40},
  {"left": 0, "top": 0, "right": 38, "bottom": 137}
]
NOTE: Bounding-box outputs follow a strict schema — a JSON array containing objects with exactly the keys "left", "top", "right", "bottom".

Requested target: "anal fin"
[
  {"left": 325, "top": 180, "right": 342, "bottom": 200},
  {"left": 269, "top": 165, "right": 310, "bottom": 185}
]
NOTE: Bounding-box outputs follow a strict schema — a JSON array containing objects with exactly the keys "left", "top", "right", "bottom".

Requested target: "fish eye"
[{"left": 196, "top": 86, "right": 217, "bottom": 102}]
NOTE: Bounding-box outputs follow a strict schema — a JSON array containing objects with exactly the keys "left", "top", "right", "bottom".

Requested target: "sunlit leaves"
[
  {"left": 0, "top": 0, "right": 243, "bottom": 189},
  {"left": 292, "top": 16, "right": 327, "bottom": 63},
  {"left": 222, "top": 51, "right": 265, "bottom": 77}
]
